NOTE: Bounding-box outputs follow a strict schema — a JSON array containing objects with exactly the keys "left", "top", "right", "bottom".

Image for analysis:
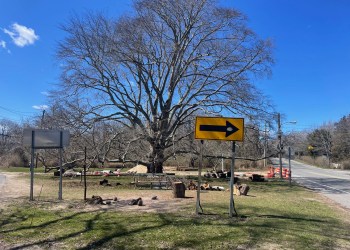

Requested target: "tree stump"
[
  {"left": 173, "top": 182, "right": 186, "bottom": 198},
  {"left": 240, "top": 184, "right": 250, "bottom": 195}
]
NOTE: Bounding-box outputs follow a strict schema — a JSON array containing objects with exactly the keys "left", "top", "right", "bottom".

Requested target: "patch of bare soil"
[
  {"left": 84, "top": 193, "right": 194, "bottom": 213},
  {"left": 0, "top": 172, "right": 29, "bottom": 209},
  {"left": 0, "top": 172, "right": 195, "bottom": 214},
  {"left": 33, "top": 190, "right": 196, "bottom": 214}
]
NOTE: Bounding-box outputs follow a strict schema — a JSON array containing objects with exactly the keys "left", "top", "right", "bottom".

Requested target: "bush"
[
  {"left": 1, "top": 147, "right": 29, "bottom": 167},
  {"left": 299, "top": 155, "right": 331, "bottom": 168},
  {"left": 236, "top": 159, "right": 263, "bottom": 170},
  {"left": 340, "top": 160, "right": 350, "bottom": 170}
]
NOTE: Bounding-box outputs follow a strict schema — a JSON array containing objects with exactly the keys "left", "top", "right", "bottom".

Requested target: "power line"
[
  {"left": 0, "top": 105, "right": 36, "bottom": 115},
  {"left": 0, "top": 105, "right": 38, "bottom": 123}
]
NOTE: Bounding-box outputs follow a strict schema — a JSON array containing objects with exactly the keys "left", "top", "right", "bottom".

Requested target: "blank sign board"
[{"left": 23, "top": 129, "right": 70, "bottom": 149}]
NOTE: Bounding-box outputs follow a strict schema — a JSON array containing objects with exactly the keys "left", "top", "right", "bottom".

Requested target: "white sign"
[{"left": 23, "top": 129, "right": 70, "bottom": 149}]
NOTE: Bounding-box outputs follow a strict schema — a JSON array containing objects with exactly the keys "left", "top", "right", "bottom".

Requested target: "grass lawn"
[{"left": 0, "top": 169, "right": 350, "bottom": 249}]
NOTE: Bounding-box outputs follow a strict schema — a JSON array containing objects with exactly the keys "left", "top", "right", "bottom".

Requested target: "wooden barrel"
[{"left": 173, "top": 182, "right": 186, "bottom": 198}]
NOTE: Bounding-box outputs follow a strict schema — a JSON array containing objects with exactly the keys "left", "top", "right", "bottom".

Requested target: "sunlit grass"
[{"left": 1, "top": 172, "right": 350, "bottom": 249}]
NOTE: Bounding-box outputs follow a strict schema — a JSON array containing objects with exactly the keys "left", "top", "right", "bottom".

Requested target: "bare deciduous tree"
[
  {"left": 333, "top": 115, "right": 350, "bottom": 162},
  {"left": 307, "top": 128, "right": 333, "bottom": 166},
  {"left": 283, "top": 131, "right": 308, "bottom": 158},
  {"left": 0, "top": 119, "right": 22, "bottom": 155},
  {"left": 54, "top": 0, "right": 274, "bottom": 172}
]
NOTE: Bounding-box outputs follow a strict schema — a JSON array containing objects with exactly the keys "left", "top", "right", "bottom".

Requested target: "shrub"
[
  {"left": 341, "top": 160, "right": 350, "bottom": 170},
  {"left": 1, "top": 147, "right": 29, "bottom": 167},
  {"left": 299, "top": 155, "right": 331, "bottom": 168}
]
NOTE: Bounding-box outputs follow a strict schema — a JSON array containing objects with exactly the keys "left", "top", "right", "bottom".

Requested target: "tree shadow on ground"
[{"left": 1, "top": 201, "right": 349, "bottom": 250}]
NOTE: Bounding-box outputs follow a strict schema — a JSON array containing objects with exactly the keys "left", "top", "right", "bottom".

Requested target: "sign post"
[
  {"left": 194, "top": 116, "right": 244, "bottom": 217},
  {"left": 30, "top": 131, "right": 35, "bottom": 201},
  {"left": 58, "top": 131, "right": 63, "bottom": 200},
  {"left": 84, "top": 147, "right": 87, "bottom": 201},
  {"left": 195, "top": 117, "right": 244, "bottom": 141},
  {"left": 288, "top": 146, "right": 292, "bottom": 186},
  {"left": 23, "top": 129, "right": 70, "bottom": 201},
  {"left": 196, "top": 140, "right": 204, "bottom": 215},
  {"left": 229, "top": 141, "right": 237, "bottom": 217}
]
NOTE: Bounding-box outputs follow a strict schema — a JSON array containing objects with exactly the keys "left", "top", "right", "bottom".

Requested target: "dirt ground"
[
  {"left": 0, "top": 166, "right": 213, "bottom": 213},
  {"left": 0, "top": 172, "right": 29, "bottom": 207},
  {"left": 1, "top": 170, "right": 350, "bottom": 219},
  {"left": 0, "top": 172, "right": 196, "bottom": 213}
]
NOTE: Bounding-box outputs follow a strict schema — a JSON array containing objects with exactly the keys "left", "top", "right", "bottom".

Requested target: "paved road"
[{"left": 271, "top": 158, "right": 350, "bottom": 210}]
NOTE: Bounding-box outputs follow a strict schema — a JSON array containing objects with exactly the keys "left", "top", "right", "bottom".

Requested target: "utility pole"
[
  {"left": 40, "top": 110, "right": 45, "bottom": 129},
  {"left": 278, "top": 113, "right": 283, "bottom": 179}
]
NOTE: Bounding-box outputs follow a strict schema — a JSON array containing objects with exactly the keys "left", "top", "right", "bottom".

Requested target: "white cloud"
[
  {"left": 40, "top": 91, "right": 50, "bottom": 96},
  {"left": 32, "top": 105, "right": 49, "bottom": 110},
  {"left": 3, "top": 23, "right": 39, "bottom": 47},
  {"left": 0, "top": 40, "right": 10, "bottom": 53}
]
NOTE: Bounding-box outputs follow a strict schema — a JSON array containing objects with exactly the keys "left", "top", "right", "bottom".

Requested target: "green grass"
[
  {"left": 0, "top": 166, "right": 42, "bottom": 173},
  {"left": 0, "top": 171, "right": 350, "bottom": 249}
]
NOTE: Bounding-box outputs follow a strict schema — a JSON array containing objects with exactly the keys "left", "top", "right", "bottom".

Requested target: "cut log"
[
  {"left": 239, "top": 184, "right": 250, "bottom": 195},
  {"left": 173, "top": 182, "right": 186, "bottom": 198},
  {"left": 234, "top": 185, "right": 241, "bottom": 196}
]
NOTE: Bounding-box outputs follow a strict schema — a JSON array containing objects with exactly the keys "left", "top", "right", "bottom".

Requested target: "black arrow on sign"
[{"left": 199, "top": 121, "right": 239, "bottom": 137}]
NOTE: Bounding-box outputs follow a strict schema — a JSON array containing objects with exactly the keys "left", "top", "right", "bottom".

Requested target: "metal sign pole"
[
  {"left": 229, "top": 141, "right": 237, "bottom": 217},
  {"left": 23, "top": 129, "right": 71, "bottom": 201},
  {"left": 58, "top": 131, "right": 63, "bottom": 200},
  {"left": 30, "top": 131, "right": 35, "bottom": 201},
  {"left": 288, "top": 147, "right": 292, "bottom": 186},
  {"left": 221, "top": 154, "right": 224, "bottom": 172},
  {"left": 84, "top": 147, "right": 87, "bottom": 200},
  {"left": 193, "top": 116, "right": 244, "bottom": 217},
  {"left": 196, "top": 140, "right": 204, "bottom": 215}
]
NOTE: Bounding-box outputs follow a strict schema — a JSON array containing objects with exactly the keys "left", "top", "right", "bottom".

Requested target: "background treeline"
[
  {"left": 284, "top": 114, "right": 350, "bottom": 169},
  {"left": 0, "top": 109, "right": 274, "bottom": 171},
  {"left": 1, "top": 112, "right": 349, "bottom": 170}
]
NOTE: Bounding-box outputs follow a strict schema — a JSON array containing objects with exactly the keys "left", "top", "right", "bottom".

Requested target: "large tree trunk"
[
  {"left": 154, "top": 161, "right": 163, "bottom": 173},
  {"left": 147, "top": 142, "right": 165, "bottom": 173},
  {"left": 147, "top": 161, "right": 164, "bottom": 173}
]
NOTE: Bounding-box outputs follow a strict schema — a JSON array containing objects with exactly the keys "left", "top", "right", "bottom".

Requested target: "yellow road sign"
[{"left": 195, "top": 116, "right": 244, "bottom": 141}]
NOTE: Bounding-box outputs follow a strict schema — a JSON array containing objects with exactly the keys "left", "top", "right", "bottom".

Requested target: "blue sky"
[{"left": 0, "top": 0, "right": 349, "bottom": 132}]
